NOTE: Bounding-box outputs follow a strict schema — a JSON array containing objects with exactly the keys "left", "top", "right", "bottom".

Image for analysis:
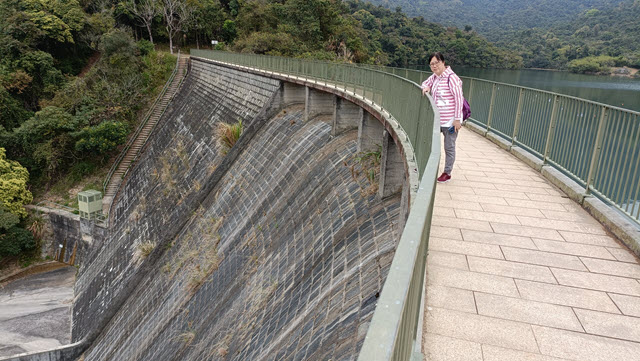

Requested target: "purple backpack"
[{"left": 448, "top": 76, "right": 471, "bottom": 121}]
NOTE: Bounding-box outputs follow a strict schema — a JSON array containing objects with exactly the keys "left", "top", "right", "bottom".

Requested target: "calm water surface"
[{"left": 452, "top": 67, "right": 640, "bottom": 113}]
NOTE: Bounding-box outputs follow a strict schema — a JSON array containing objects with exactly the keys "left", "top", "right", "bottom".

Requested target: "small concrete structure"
[
  {"left": 77, "top": 190, "right": 102, "bottom": 220},
  {"left": 281, "top": 82, "right": 305, "bottom": 106},
  {"left": 379, "top": 130, "right": 404, "bottom": 199}
]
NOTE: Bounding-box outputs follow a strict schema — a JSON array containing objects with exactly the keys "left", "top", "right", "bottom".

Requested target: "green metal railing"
[
  {"left": 458, "top": 78, "right": 640, "bottom": 223},
  {"left": 190, "top": 49, "right": 640, "bottom": 360},
  {"left": 359, "top": 63, "right": 640, "bottom": 223},
  {"left": 192, "top": 49, "right": 440, "bottom": 361}
]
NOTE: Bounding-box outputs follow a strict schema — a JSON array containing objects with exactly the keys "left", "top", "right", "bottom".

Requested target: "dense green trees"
[
  {"left": 504, "top": 1, "right": 640, "bottom": 71},
  {"left": 147, "top": 0, "right": 521, "bottom": 68},
  {"left": 0, "top": 148, "right": 35, "bottom": 259},
  {"left": 0, "top": 0, "right": 176, "bottom": 263},
  {"left": 0, "top": 0, "right": 174, "bottom": 174},
  {"left": 0, "top": 148, "right": 32, "bottom": 219},
  {"left": 364, "top": 0, "right": 640, "bottom": 72},
  {"left": 363, "top": 0, "right": 616, "bottom": 43}
]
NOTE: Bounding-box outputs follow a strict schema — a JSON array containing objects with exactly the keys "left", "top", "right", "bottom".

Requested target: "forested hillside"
[
  {"left": 366, "top": 0, "right": 640, "bottom": 71},
  {"left": 0, "top": 0, "right": 520, "bottom": 265},
  {"left": 225, "top": 0, "right": 521, "bottom": 68},
  {"left": 500, "top": 0, "right": 640, "bottom": 70},
  {"left": 0, "top": 0, "right": 174, "bottom": 266},
  {"left": 365, "top": 0, "right": 616, "bottom": 41}
]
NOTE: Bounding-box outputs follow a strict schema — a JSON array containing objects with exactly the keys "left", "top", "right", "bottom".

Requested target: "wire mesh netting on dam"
[{"left": 72, "top": 60, "right": 403, "bottom": 361}]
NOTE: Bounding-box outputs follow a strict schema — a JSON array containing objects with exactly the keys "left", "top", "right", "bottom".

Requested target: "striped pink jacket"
[{"left": 421, "top": 67, "right": 464, "bottom": 127}]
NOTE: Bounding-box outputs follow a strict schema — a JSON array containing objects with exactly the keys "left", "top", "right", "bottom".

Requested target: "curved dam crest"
[{"left": 70, "top": 59, "right": 405, "bottom": 360}]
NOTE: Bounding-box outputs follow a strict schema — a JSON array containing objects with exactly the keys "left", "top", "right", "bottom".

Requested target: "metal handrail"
[
  {"left": 32, "top": 200, "right": 78, "bottom": 214},
  {"left": 261, "top": 54, "right": 640, "bottom": 223},
  {"left": 364, "top": 64, "right": 640, "bottom": 115},
  {"left": 102, "top": 50, "right": 181, "bottom": 197},
  {"left": 191, "top": 49, "right": 439, "bottom": 361},
  {"left": 104, "top": 55, "right": 189, "bottom": 224}
]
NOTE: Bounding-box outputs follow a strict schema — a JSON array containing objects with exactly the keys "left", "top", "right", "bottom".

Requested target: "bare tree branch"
[
  {"left": 161, "top": 0, "right": 193, "bottom": 54},
  {"left": 126, "top": 0, "right": 160, "bottom": 44}
]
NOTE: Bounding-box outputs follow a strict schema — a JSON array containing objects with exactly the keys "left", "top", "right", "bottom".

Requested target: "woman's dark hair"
[{"left": 428, "top": 52, "right": 445, "bottom": 64}]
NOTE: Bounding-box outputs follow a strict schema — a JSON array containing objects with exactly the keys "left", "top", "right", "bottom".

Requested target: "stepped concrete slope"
[{"left": 70, "top": 58, "right": 403, "bottom": 361}]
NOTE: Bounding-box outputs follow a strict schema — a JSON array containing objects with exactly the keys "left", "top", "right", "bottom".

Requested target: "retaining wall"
[
  {"left": 58, "top": 58, "right": 405, "bottom": 361},
  {"left": 71, "top": 59, "right": 281, "bottom": 343}
]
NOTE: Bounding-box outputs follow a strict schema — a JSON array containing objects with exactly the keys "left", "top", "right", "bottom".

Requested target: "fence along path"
[
  {"left": 424, "top": 127, "right": 640, "bottom": 361},
  {"left": 158, "top": 50, "right": 640, "bottom": 360},
  {"left": 379, "top": 65, "right": 640, "bottom": 226},
  {"left": 102, "top": 53, "right": 189, "bottom": 215}
]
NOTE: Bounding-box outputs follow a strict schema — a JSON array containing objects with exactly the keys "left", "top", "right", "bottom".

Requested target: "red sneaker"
[{"left": 437, "top": 172, "right": 451, "bottom": 183}]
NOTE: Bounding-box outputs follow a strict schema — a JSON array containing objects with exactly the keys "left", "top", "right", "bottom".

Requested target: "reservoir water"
[{"left": 451, "top": 67, "right": 640, "bottom": 113}]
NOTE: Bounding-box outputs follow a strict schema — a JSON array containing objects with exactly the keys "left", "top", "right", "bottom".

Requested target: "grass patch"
[
  {"left": 177, "top": 330, "right": 196, "bottom": 346},
  {"left": 215, "top": 120, "right": 243, "bottom": 155},
  {"left": 163, "top": 217, "right": 224, "bottom": 293},
  {"left": 134, "top": 240, "right": 156, "bottom": 264},
  {"left": 346, "top": 145, "right": 382, "bottom": 197}
]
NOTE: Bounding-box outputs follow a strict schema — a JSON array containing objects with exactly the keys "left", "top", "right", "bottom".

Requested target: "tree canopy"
[
  {"left": 0, "top": 148, "right": 32, "bottom": 219},
  {"left": 362, "top": 0, "right": 640, "bottom": 71}
]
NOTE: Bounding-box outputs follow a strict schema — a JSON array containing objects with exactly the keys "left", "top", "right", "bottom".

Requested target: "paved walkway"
[{"left": 422, "top": 127, "right": 640, "bottom": 361}]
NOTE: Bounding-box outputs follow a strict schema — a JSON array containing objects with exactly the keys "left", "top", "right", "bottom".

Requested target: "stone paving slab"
[{"left": 422, "top": 128, "right": 640, "bottom": 361}]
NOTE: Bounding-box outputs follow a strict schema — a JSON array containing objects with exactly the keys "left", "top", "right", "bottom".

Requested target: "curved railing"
[
  {"left": 192, "top": 49, "right": 440, "bottom": 361},
  {"left": 362, "top": 65, "right": 640, "bottom": 224},
  {"left": 102, "top": 51, "right": 181, "bottom": 201},
  {"left": 462, "top": 78, "right": 640, "bottom": 224}
]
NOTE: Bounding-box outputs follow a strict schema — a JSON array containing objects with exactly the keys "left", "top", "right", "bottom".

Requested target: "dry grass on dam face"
[{"left": 83, "top": 105, "right": 402, "bottom": 361}]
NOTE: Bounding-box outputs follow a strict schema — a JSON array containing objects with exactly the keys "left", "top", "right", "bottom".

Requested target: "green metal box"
[{"left": 78, "top": 190, "right": 103, "bottom": 220}]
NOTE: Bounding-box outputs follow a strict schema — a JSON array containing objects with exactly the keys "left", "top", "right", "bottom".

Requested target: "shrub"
[
  {"left": 70, "top": 162, "right": 96, "bottom": 181},
  {"left": 568, "top": 55, "right": 617, "bottom": 74},
  {"left": 234, "top": 32, "right": 297, "bottom": 56},
  {"left": 101, "top": 28, "right": 138, "bottom": 58},
  {"left": 0, "top": 148, "right": 33, "bottom": 219},
  {"left": 215, "top": 120, "right": 243, "bottom": 154},
  {"left": 0, "top": 226, "right": 35, "bottom": 257},
  {"left": 137, "top": 40, "right": 154, "bottom": 56},
  {"left": 74, "top": 121, "right": 129, "bottom": 155},
  {"left": 133, "top": 240, "right": 156, "bottom": 264}
]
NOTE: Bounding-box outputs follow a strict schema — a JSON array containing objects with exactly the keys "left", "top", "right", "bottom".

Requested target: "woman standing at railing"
[{"left": 421, "top": 52, "right": 464, "bottom": 183}]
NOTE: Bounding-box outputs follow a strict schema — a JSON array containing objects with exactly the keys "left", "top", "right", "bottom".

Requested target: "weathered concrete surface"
[
  {"left": 83, "top": 107, "right": 401, "bottom": 361},
  {"left": 0, "top": 267, "right": 75, "bottom": 357},
  {"left": 72, "top": 59, "right": 281, "bottom": 344},
  {"left": 0, "top": 341, "right": 85, "bottom": 361},
  {"left": 70, "top": 59, "right": 402, "bottom": 361}
]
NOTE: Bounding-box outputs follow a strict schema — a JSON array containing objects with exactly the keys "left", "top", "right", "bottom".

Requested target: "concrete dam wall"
[{"left": 72, "top": 59, "right": 404, "bottom": 361}]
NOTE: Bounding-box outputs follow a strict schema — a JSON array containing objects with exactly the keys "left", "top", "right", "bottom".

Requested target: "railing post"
[
  {"left": 585, "top": 106, "right": 609, "bottom": 194},
  {"left": 511, "top": 88, "right": 525, "bottom": 145},
  {"left": 543, "top": 95, "right": 560, "bottom": 164},
  {"left": 467, "top": 78, "right": 474, "bottom": 106},
  {"left": 486, "top": 83, "right": 497, "bottom": 130}
]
